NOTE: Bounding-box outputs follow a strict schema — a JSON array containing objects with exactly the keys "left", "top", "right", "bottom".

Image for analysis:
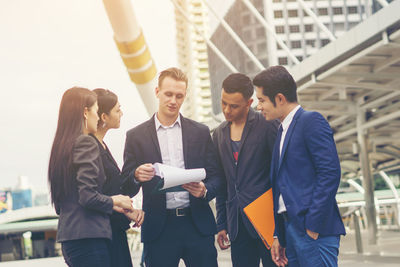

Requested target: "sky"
[{"left": 0, "top": 0, "right": 177, "bottom": 191}]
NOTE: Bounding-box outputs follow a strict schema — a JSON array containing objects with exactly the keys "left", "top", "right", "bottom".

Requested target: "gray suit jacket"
[
  {"left": 213, "top": 109, "right": 278, "bottom": 241},
  {"left": 56, "top": 135, "right": 114, "bottom": 242}
]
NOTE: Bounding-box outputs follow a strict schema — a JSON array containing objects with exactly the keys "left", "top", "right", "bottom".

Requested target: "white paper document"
[{"left": 153, "top": 163, "right": 206, "bottom": 190}]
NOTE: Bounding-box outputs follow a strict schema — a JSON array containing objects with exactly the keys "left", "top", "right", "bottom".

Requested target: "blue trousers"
[
  {"left": 143, "top": 213, "right": 217, "bottom": 267},
  {"left": 61, "top": 238, "right": 111, "bottom": 267},
  {"left": 231, "top": 216, "right": 276, "bottom": 267},
  {"left": 284, "top": 221, "right": 340, "bottom": 267}
]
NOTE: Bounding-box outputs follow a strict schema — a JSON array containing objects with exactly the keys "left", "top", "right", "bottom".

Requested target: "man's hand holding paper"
[
  {"left": 135, "top": 163, "right": 155, "bottom": 182},
  {"left": 153, "top": 163, "right": 206, "bottom": 197},
  {"left": 181, "top": 181, "right": 207, "bottom": 198}
]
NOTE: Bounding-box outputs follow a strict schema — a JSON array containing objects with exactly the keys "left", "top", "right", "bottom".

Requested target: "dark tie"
[
  {"left": 273, "top": 125, "right": 283, "bottom": 173},
  {"left": 271, "top": 125, "right": 283, "bottom": 201}
]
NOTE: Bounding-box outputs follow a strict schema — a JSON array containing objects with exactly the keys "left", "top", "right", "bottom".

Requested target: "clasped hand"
[{"left": 125, "top": 209, "right": 145, "bottom": 228}]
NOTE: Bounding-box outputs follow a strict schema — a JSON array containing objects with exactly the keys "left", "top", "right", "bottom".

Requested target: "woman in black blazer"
[
  {"left": 92, "top": 88, "right": 144, "bottom": 267},
  {"left": 48, "top": 87, "right": 134, "bottom": 267}
]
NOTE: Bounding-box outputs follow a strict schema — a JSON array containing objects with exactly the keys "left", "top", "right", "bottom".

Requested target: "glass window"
[
  {"left": 333, "top": 7, "right": 343, "bottom": 15},
  {"left": 275, "top": 25, "right": 285, "bottom": 33},
  {"left": 291, "top": 40, "right": 301, "bottom": 49},
  {"left": 305, "top": 24, "right": 313, "bottom": 32},
  {"left": 274, "top": 10, "right": 283, "bottom": 18},
  {"left": 318, "top": 8, "right": 328, "bottom": 16},
  {"left": 306, "top": 39, "right": 315, "bottom": 47},
  {"left": 289, "top": 25, "right": 300, "bottom": 33},
  {"left": 278, "top": 57, "right": 288, "bottom": 65},
  {"left": 321, "top": 39, "right": 330, "bottom": 46},
  {"left": 348, "top": 6, "right": 358, "bottom": 14},
  {"left": 288, "top": 10, "right": 298, "bottom": 18}
]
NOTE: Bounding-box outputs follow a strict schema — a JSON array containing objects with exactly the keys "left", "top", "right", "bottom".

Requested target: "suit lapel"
[
  {"left": 222, "top": 122, "right": 235, "bottom": 166},
  {"left": 180, "top": 115, "right": 189, "bottom": 169},
  {"left": 237, "top": 108, "right": 255, "bottom": 163},
  {"left": 104, "top": 145, "right": 120, "bottom": 171},
  {"left": 277, "top": 107, "right": 304, "bottom": 172},
  {"left": 147, "top": 115, "right": 162, "bottom": 162}
]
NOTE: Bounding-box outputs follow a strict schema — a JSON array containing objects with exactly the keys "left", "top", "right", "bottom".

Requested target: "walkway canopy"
[{"left": 290, "top": 0, "right": 400, "bottom": 178}]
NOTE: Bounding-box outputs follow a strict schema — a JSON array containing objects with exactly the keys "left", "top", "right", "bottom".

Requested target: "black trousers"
[
  {"left": 231, "top": 216, "right": 277, "bottom": 267},
  {"left": 110, "top": 227, "right": 133, "bottom": 267},
  {"left": 61, "top": 238, "right": 111, "bottom": 267},
  {"left": 144, "top": 213, "right": 217, "bottom": 267}
]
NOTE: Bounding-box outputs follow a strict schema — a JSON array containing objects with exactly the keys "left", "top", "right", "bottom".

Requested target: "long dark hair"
[
  {"left": 48, "top": 87, "right": 97, "bottom": 206},
  {"left": 93, "top": 88, "right": 118, "bottom": 127}
]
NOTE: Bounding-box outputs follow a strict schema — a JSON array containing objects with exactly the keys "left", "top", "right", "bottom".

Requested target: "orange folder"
[{"left": 243, "top": 189, "right": 275, "bottom": 250}]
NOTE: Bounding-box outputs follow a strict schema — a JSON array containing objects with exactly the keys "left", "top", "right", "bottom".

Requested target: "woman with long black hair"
[
  {"left": 92, "top": 88, "right": 144, "bottom": 267},
  {"left": 48, "top": 87, "right": 133, "bottom": 267}
]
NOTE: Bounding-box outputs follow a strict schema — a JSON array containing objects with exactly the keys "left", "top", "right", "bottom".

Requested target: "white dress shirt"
[
  {"left": 277, "top": 105, "right": 301, "bottom": 214},
  {"left": 155, "top": 114, "right": 190, "bottom": 209}
]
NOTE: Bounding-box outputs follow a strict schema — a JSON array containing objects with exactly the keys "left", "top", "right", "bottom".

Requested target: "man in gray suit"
[{"left": 213, "top": 73, "right": 278, "bottom": 266}]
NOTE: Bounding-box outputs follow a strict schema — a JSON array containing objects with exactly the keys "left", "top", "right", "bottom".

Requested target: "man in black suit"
[
  {"left": 213, "top": 73, "right": 278, "bottom": 266},
  {"left": 122, "top": 67, "right": 224, "bottom": 267}
]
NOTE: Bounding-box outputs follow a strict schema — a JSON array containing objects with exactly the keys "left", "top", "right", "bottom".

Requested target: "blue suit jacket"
[
  {"left": 122, "top": 114, "right": 224, "bottom": 242},
  {"left": 271, "top": 107, "right": 345, "bottom": 247},
  {"left": 212, "top": 109, "right": 278, "bottom": 241}
]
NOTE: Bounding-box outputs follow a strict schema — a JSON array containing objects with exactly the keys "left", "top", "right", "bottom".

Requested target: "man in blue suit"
[
  {"left": 122, "top": 67, "right": 224, "bottom": 267},
  {"left": 253, "top": 66, "right": 346, "bottom": 267},
  {"left": 213, "top": 73, "right": 278, "bottom": 266}
]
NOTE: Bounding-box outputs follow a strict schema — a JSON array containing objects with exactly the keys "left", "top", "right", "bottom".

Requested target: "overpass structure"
[
  {"left": 170, "top": 0, "right": 400, "bottom": 245},
  {"left": 290, "top": 0, "right": 400, "bottom": 244}
]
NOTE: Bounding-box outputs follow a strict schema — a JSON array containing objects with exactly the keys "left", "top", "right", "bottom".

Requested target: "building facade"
[
  {"left": 207, "top": 0, "right": 384, "bottom": 114},
  {"left": 174, "top": 0, "right": 213, "bottom": 123}
]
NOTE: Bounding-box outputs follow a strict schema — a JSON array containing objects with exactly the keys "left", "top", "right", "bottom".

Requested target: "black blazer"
[
  {"left": 122, "top": 114, "right": 225, "bottom": 242},
  {"left": 56, "top": 135, "right": 113, "bottom": 242},
  {"left": 91, "top": 135, "right": 131, "bottom": 231},
  {"left": 212, "top": 109, "right": 278, "bottom": 241}
]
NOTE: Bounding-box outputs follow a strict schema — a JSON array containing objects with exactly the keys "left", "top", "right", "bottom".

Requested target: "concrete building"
[
  {"left": 174, "top": 0, "right": 213, "bottom": 123},
  {"left": 207, "top": 0, "right": 387, "bottom": 114}
]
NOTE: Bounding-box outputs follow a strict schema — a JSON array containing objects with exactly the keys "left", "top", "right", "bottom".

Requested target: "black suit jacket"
[
  {"left": 91, "top": 135, "right": 131, "bottom": 231},
  {"left": 212, "top": 109, "right": 278, "bottom": 241},
  {"left": 56, "top": 135, "right": 113, "bottom": 242},
  {"left": 122, "top": 114, "right": 225, "bottom": 242}
]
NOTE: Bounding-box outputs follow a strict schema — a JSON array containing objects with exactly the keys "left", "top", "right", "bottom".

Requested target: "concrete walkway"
[{"left": 131, "top": 229, "right": 400, "bottom": 266}]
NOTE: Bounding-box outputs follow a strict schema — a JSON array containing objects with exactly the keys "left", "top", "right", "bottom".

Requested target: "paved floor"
[
  {"left": 1, "top": 229, "right": 399, "bottom": 266},
  {"left": 131, "top": 229, "right": 400, "bottom": 266}
]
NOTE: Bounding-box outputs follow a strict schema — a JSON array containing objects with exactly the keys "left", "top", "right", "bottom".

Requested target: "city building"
[
  {"left": 174, "top": 0, "right": 213, "bottom": 123},
  {"left": 207, "top": 0, "right": 386, "bottom": 114}
]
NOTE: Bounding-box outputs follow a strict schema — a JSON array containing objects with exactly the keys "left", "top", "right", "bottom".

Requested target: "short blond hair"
[{"left": 158, "top": 67, "right": 188, "bottom": 88}]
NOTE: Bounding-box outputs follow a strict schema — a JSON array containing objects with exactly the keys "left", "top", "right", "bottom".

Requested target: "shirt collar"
[
  {"left": 281, "top": 105, "right": 301, "bottom": 131},
  {"left": 154, "top": 113, "right": 181, "bottom": 130}
]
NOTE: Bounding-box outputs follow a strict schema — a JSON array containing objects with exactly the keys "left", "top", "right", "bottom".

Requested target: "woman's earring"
[
  {"left": 102, "top": 122, "right": 106, "bottom": 128},
  {"left": 85, "top": 119, "right": 88, "bottom": 129}
]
